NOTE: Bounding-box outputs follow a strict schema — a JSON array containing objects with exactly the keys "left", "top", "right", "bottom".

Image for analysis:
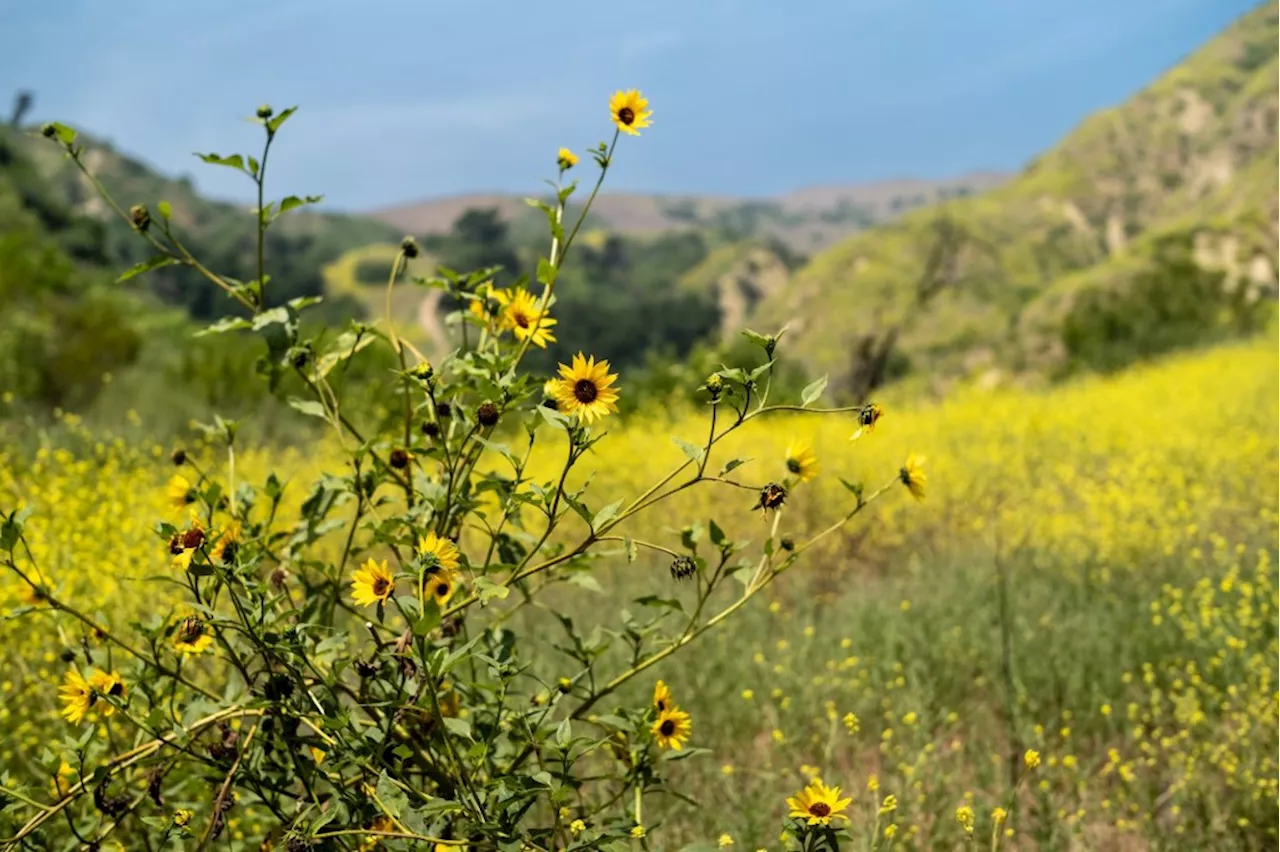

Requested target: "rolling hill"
[
  {"left": 370, "top": 173, "right": 1008, "bottom": 253},
  {"left": 753, "top": 1, "right": 1278, "bottom": 397}
]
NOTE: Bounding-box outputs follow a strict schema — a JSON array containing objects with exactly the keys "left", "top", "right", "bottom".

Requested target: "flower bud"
[
  {"left": 41, "top": 123, "right": 57, "bottom": 139},
  {"left": 477, "top": 402, "right": 500, "bottom": 427},
  {"left": 400, "top": 236, "right": 420, "bottom": 258},
  {"left": 389, "top": 448, "right": 411, "bottom": 470},
  {"left": 129, "top": 204, "right": 151, "bottom": 232},
  {"left": 256, "top": 104, "right": 274, "bottom": 119},
  {"left": 171, "top": 448, "right": 186, "bottom": 466}
]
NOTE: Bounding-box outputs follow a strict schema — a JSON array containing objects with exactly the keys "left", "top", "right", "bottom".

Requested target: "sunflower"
[
  {"left": 427, "top": 569, "right": 458, "bottom": 608},
  {"left": 557, "top": 147, "right": 579, "bottom": 170},
  {"left": 418, "top": 532, "right": 461, "bottom": 573},
  {"left": 785, "top": 442, "right": 819, "bottom": 483},
  {"left": 850, "top": 403, "right": 883, "bottom": 441},
  {"left": 786, "top": 779, "right": 852, "bottom": 826},
  {"left": 173, "top": 615, "right": 215, "bottom": 655},
  {"left": 352, "top": 558, "right": 396, "bottom": 607},
  {"left": 360, "top": 816, "right": 396, "bottom": 851},
  {"left": 653, "top": 680, "right": 673, "bottom": 713},
  {"left": 89, "top": 669, "right": 127, "bottom": 714},
  {"left": 497, "top": 287, "right": 557, "bottom": 348},
  {"left": 899, "top": 453, "right": 927, "bottom": 501},
  {"left": 468, "top": 281, "right": 501, "bottom": 330},
  {"left": 167, "top": 474, "right": 196, "bottom": 511},
  {"left": 550, "top": 353, "right": 620, "bottom": 424},
  {"left": 59, "top": 669, "right": 94, "bottom": 724},
  {"left": 211, "top": 521, "right": 241, "bottom": 564},
  {"left": 609, "top": 89, "right": 652, "bottom": 136},
  {"left": 652, "top": 706, "right": 692, "bottom": 750}
]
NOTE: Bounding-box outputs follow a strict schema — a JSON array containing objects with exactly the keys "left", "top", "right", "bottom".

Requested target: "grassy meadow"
[{"left": 2, "top": 335, "right": 1275, "bottom": 850}]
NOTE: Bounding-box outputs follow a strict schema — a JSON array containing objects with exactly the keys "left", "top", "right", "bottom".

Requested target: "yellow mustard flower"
[
  {"left": 550, "top": 353, "right": 620, "bottom": 424},
  {"left": 786, "top": 779, "right": 852, "bottom": 826},
  {"left": 1025, "top": 748, "right": 1041, "bottom": 769},
  {"left": 609, "top": 89, "right": 652, "bottom": 135},
  {"left": 351, "top": 558, "right": 395, "bottom": 607},
  {"left": 955, "top": 804, "right": 975, "bottom": 834},
  {"left": 653, "top": 706, "right": 692, "bottom": 750}
]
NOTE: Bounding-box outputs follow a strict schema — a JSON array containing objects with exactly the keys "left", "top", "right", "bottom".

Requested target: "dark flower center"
[
  {"left": 574, "top": 379, "right": 598, "bottom": 403},
  {"left": 107, "top": 681, "right": 124, "bottom": 697},
  {"left": 786, "top": 458, "right": 802, "bottom": 474},
  {"left": 512, "top": 310, "right": 531, "bottom": 329},
  {"left": 809, "top": 802, "right": 831, "bottom": 817},
  {"left": 659, "top": 719, "right": 676, "bottom": 736},
  {"left": 435, "top": 581, "right": 450, "bottom": 598},
  {"left": 372, "top": 577, "right": 390, "bottom": 597},
  {"left": 182, "top": 528, "right": 205, "bottom": 550},
  {"left": 656, "top": 699, "right": 667, "bottom": 711},
  {"left": 617, "top": 107, "right": 635, "bottom": 125}
]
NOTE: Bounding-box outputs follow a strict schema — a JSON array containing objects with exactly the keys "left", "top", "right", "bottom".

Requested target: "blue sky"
[{"left": 0, "top": 0, "right": 1261, "bottom": 211}]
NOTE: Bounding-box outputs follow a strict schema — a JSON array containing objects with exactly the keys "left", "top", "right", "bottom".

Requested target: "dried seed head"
[
  {"left": 477, "top": 402, "right": 500, "bottom": 427},
  {"left": 171, "top": 447, "right": 186, "bottom": 466},
  {"left": 129, "top": 204, "right": 151, "bottom": 232},
  {"left": 389, "top": 448, "right": 411, "bottom": 470},
  {"left": 670, "top": 556, "right": 697, "bottom": 581}
]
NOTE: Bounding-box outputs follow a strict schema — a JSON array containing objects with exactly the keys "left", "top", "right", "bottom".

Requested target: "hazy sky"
[{"left": 0, "top": 0, "right": 1261, "bottom": 211}]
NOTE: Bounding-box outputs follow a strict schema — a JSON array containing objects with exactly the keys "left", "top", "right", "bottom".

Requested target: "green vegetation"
[{"left": 756, "top": 1, "right": 1279, "bottom": 396}]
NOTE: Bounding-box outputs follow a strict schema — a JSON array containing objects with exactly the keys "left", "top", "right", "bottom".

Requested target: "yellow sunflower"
[
  {"left": 786, "top": 779, "right": 852, "bottom": 826},
  {"left": 468, "top": 281, "right": 501, "bottom": 330},
  {"left": 426, "top": 569, "right": 458, "bottom": 608},
  {"left": 173, "top": 615, "right": 215, "bottom": 655},
  {"left": 351, "top": 558, "right": 396, "bottom": 607},
  {"left": 550, "top": 353, "right": 620, "bottom": 424},
  {"left": 850, "top": 403, "right": 883, "bottom": 441},
  {"left": 169, "top": 517, "right": 206, "bottom": 571},
  {"left": 557, "top": 147, "right": 579, "bottom": 169},
  {"left": 785, "top": 442, "right": 819, "bottom": 483},
  {"left": 360, "top": 816, "right": 396, "bottom": 851},
  {"left": 418, "top": 533, "right": 461, "bottom": 573},
  {"left": 653, "top": 680, "right": 673, "bottom": 713},
  {"left": 89, "top": 669, "right": 126, "bottom": 714},
  {"left": 497, "top": 287, "right": 557, "bottom": 348},
  {"left": 899, "top": 453, "right": 927, "bottom": 501},
  {"left": 167, "top": 474, "right": 196, "bottom": 511},
  {"left": 59, "top": 669, "right": 94, "bottom": 724},
  {"left": 609, "top": 89, "right": 652, "bottom": 136},
  {"left": 212, "top": 521, "right": 241, "bottom": 564},
  {"left": 652, "top": 706, "right": 692, "bottom": 750}
]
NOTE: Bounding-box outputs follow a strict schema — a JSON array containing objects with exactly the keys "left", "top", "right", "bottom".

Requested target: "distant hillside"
[
  {"left": 370, "top": 172, "right": 1008, "bottom": 253},
  {"left": 2, "top": 122, "right": 400, "bottom": 320},
  {"left": 754, "top": 1, "right": 1278, "bottom": 397}
]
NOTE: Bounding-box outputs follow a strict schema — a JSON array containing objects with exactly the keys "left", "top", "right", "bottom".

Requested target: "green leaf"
[
  {"left": 801, "top": 374, "right": 829, "bottom": 406},
  {"left": 719, "top": 458, "right": 749, "bottom": 476},
  {"left": 287, "top": 398, "right": 328, "bottom": 419},
  {"left": 634, "top": 595, "right": 683, "bottom": 612},
  {"left": 412, "top": 605, "right": 442, "bottom": 636},
  {"left": 441, "top": 717, "right": 473, "bottom": 740},
  {"left": 266, "top": 106, "right": 298, "bottom": 134},
  {"left": 195, "top": 152, "right": 247, "bottom": 171},
  {"left": 473, "top": 576, "right": 511, "bottom": 604},
  {"left": 566, "top": 572, "right": 604, "bottom": 593},
  {"left": 709, "top": 519, "right": 726, "bottom": 547},
  {"left": 537, "top": 257, "right": 557, "bottom": 287},
  {"left": 276, "top": 194, "right": 324, "bottom": 217},
  {"left": 672, "top": 437, "right": 705, "bottom": 463},
  {"left": 116, "top": 254, "right": 179, "bottom": 283},
  {"left": 195, "top": 317, "right": 252, "bottom": 336},
  {"left": 47, "top": 122, "right": 78, "bottom": 145},
  {"left": 592, "top": 499, "right": 623, "bottom": 531},
  {"left": 374, "top": 772, "right": 406, "bottom": 818},
  {"left": 742, "top": 328, "right": 771, "bottom": 349}
]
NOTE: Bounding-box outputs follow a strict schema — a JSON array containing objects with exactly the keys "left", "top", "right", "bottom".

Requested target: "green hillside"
[
  {"left": 755, "top": 1, "right": 1278, "bottom": 397},
  {"left": 1, "top": 120, "right": 400, "bottom": 321}
]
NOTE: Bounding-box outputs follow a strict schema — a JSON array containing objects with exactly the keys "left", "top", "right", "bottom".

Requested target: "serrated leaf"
[
  {"left": 116, "top": 254, "right": 179, "bottom": 283},
  {"left": 801, "top": 374, "right": 829, "bottom": 406},
  {"left": 672, "top": 436, "right": 705, "bottom": 463}
]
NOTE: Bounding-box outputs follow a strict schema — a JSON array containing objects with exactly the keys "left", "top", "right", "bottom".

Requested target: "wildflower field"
[{"left": 3, "top": 334, "right": 1275, "bottom": 850}]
